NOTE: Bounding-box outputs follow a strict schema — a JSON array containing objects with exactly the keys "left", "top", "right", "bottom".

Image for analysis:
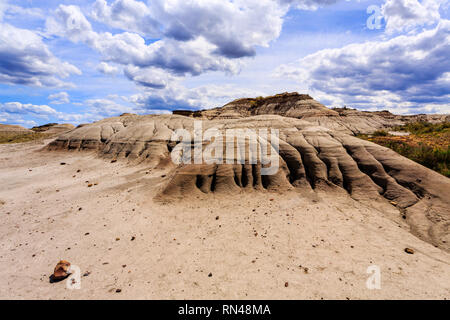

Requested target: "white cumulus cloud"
[
  {"left": 48, "top": 92, "right": 70, "bottom": 104},
  {"left": 0, "top": 22, "right": 81, "bottom": 87},
  {"left": 382, "top": 0, "right": 447, "bottom": 34},
  {"left": 97, "top": 62, "right": 119, "bottom": 75},
  {"left": 275, "top": 20, "right": 450, "bottom": 112}
]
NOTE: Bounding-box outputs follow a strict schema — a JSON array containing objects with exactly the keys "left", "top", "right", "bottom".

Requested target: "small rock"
[
  {"left": 208, "top": 273, "right": 212, "bottom": 277},
  {"left": 50, "top": 260, "right": 71, "bottom": 283},
  {"left": 60, "top": 162, "right": 66, "bottom": 165},
  {"left": 111, "top": 159, "right": 117, "bottom": 163},
  {"left": 284, "top": 282, "right": 289, "bottom": 287},
  {"left": 131, "top": 236, "right": 135, "bottom": 241},
  {"left": 87, "top": 184, "right": 93, "bottom": 188},
  {"left": 115, "top": 289, "right": 122, "bottom": 293},
  {"left": 83, "top": 271, "right": 91, "bottom": 277},
  {"left": 404, "top": 248, "right": 415, "bottom": 254},
  {"left": 215, "top": 216, "right": 219, "bottom": 220},
  {"left": 116, "top": 237, "right": 120, "bottom": 241}
]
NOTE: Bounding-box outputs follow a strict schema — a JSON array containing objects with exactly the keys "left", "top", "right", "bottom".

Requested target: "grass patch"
[
  {"left": 0, "top": 132, "right": 49, "bottom": 144},
  {"left": 392, "top": 121, "right": 450, "bottom": 135},
  {"left": 372, "top": 130, "right": 389, "bottom": 137},
  {"left": 382, "top": 141, "right": 449, "bottom": 177}
]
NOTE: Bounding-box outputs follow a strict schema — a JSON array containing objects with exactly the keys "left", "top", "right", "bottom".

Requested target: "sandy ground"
[{"left": 0, "top": 140, "right": 449, "bottom": 300}]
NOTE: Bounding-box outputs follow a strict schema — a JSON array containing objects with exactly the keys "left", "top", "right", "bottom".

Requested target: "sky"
[{"left": 0, "top": 0, "right": 449, "bottom": 127}]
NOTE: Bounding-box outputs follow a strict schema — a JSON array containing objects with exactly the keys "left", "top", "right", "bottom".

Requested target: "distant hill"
[
  {"left": 0, "top": 123, "right": 74, "bottom": 144},
  {"left": 173, "top": 92, "right": 449, "bottom": 135}
]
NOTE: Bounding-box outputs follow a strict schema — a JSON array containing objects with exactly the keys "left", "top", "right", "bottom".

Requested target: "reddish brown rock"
[{"left": 50, "top": 260, "right": 71, "bottom": 283}]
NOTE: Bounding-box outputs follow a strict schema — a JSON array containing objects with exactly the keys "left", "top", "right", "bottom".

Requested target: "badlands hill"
[
  {"left": 173, "top": 92, "right": 450, "bottom": 135},
  {"left": 31, "top": 123, "right": 75, "bottom": 135},
  {"left": 0, "top": 124, "right": 32, "bottom": 134},
  {"left": 48, "top": 113, "right": 450, "bottom": 253}
]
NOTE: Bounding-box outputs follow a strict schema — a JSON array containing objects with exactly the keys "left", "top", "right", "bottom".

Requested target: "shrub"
[
  {"left": 383, "top": 142, "right": 450, "bottom": 177},
  {"left": 372, "top": 130, "right": 389, "bottom": 137},
  {"left": 395, "top": 121, "right": 450, "bottom": 135}
]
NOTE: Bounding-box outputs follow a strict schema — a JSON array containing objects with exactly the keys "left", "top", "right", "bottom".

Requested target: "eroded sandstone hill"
[
  {"left": 0, "top": 124, "right": 32, "bottom": 134},
  {"left": 173, "top": 92, "right": 450, "bottom": 135},
  {"left": 48, "top": 113, "right": 450, "bottom": 252}
]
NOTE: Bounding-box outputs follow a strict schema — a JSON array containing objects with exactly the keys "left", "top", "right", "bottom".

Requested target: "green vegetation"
[
  {"left": 358, "top": 122, "right": 450, "bottom": 177},
  {"left": 382, "top": 141, "right": 450, "bottom": 177},
  {"left": 0, "top": 132, "right": 48, "bottom": 144},
  {"left": 392, "top": 121, "right": 450, "bottom": 135},
  {"left": 372, "top": 130, "right": 389, "bottom": 137}
]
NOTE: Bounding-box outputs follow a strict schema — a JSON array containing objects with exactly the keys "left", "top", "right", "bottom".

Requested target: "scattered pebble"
[
  {"left": 404, "top": 248, "right": 415, "bottom": 254},
  {"left": 284, "top": 282, "right": 289, "bottom": 287},
  {"left": 208, "top": 273, "right": 212, "bottom": 277}
]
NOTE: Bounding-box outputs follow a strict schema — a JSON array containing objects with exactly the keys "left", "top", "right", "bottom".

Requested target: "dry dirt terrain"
[{"left": 0, "top": 111, "right": 449, "bottom": 299}]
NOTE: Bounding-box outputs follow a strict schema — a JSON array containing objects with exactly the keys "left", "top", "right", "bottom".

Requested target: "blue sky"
[{"left": 0, "top": 0, "right": 449, "bottom": 127}]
